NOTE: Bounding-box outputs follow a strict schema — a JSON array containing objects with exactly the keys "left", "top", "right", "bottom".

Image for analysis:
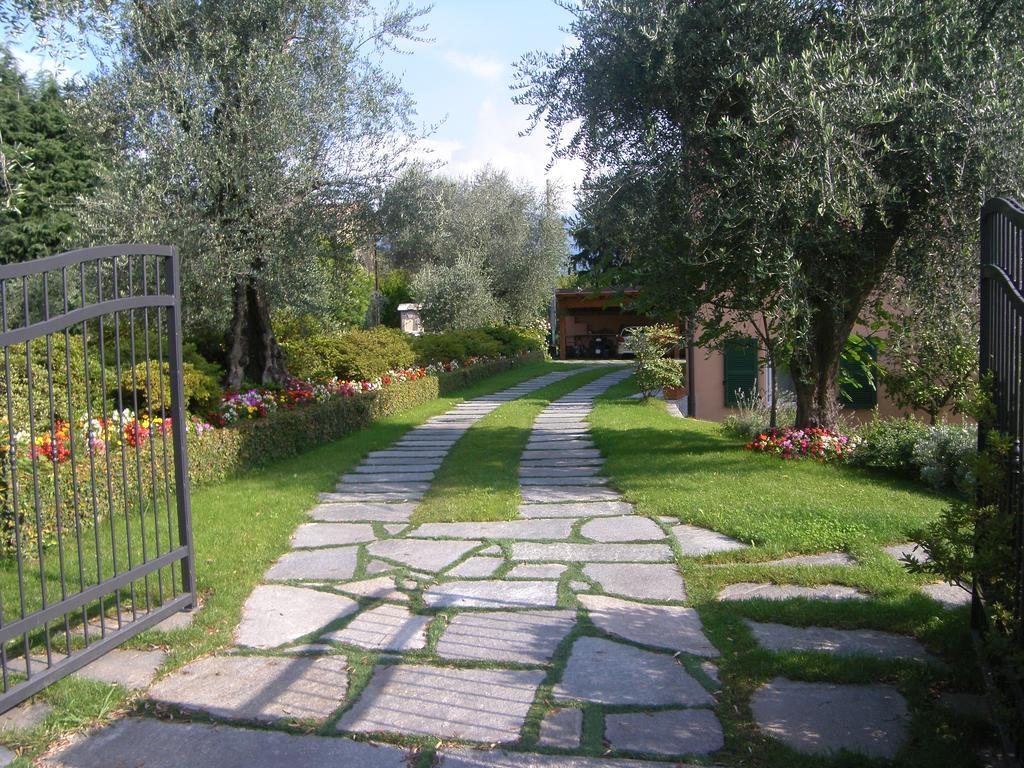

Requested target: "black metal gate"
[
  {"left": 977, "top": 196, "right": 1024, "bottom": 757},
  {"left": 0, "top": 244, "right": 195, "bottom": 712}
]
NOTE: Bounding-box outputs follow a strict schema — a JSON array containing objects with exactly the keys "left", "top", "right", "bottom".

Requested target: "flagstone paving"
[{"left": 46, "top": 365, "right": 940, "bottom": 766}]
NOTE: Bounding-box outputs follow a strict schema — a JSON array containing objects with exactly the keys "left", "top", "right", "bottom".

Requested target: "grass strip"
[{"left": 411, "top": 365, "right": 616, "bottom": 525}]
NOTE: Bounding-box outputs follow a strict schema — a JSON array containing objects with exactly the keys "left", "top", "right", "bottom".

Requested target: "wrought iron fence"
[
  {"left": 977, "top": 196, "right": 1024, "bottom": 759},
  {"left": 0, "top": 244, "right": 195, "bottom": 712}
]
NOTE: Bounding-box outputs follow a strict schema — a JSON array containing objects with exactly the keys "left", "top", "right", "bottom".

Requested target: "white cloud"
[
  {"left": 9, "top": 47, "right": 76, "bottom": 83},
  {"left": 440, "top": 51, "right": 505, "bottom": 81}
]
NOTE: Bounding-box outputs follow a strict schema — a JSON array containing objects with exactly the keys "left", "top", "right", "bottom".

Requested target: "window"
[
  {"left": 839, "top": 338, "right": 878, "bottom": 409},
  {"left": 723, "top": 337, "right": 759, "bottom": 407}
]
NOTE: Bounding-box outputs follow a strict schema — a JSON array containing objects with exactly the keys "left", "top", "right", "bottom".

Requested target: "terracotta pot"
[{"left": 663, "top": 385, "right": 688, "bottom": 400}]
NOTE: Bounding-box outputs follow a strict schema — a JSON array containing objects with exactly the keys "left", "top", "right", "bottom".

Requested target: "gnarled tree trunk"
[{"left": 226, "top": 277, "right": 289, "bottom": 390}]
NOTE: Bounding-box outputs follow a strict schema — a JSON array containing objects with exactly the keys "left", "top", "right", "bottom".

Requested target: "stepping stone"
[
  {"left": 321, "top": 491, "right": 424, "bottom": 503},
  {"left": 0, "top": 746, "right": 12, "bottom": 765},
  {"left": 410, "top": 519, "right": 574, "bottom": 541},
  {"left": 356, "top": 460, "right": 444, "bottom": 470},
  {"left": 525, "top": 440, "right": 595, "bottom": 451},
  {"left": 323, "top": 604, "right": 430, "bottom": 651},
  {"left": 335, "top": 576, "right": 408, "bottom": 603},
  {"left": 155, "top": 609, "right": 197, "bottom": 632},
  {"left": 338, "top": 665, "right": 545, "bottom": 742},
  {"left": 0, "top": 700, "right": 51, "bottom": 731},
  {"left": 507, "top": 563, "right": 567, "bottom": 579},
  {"left": 672, "top": 524, "right": 748, "bottom": 556},
  {"left": 701, "top": 661, "right": 720, "bottom": 684},
  {"left": 537, "top": 708, "right": 582, "bottom": 749},
  {"left": 236, "top": 585, "right": 358, "bottom": 648},
  {"left": 511, "top": 542, "right": 673, "bottom": 563},
  {"left": 750, "top": 677, "right": 908, "bottom": 758},
  {"left": 520, "top": 476, "right": 608, "bottom": 486},
  {"left": 436, "top": 610, "right": 577, "bottom": 664},
  {"left": 365, "top": 559, "right": 395, "bottom": 575},
  {"left": 580, "top": 595, "right": 717, "bottom": 656},
  {"left": 605, "top": 709, "right": 724, "bottom": 756},
  {"left": 922, "top": 582, "right": 971, "bottom": 608},
  {"left": 367, "top": 539, "right": 481, "bottom": 572},
  {"left": 885, "top": 543, "right": 930, "bottom": 564},
  {"left": 424, "top": 580, "right": 559, "bottom": 609},
  {"left": 521, "top": 487, "right": 621, "bottom": 504},
  {"left": 368, "top": 450, "right": 446, "bottom": 459},
  {"left": 746, "top": 620, "right": 932, "bottom": 661},
  {"left": 570, "top": 581, "right": 590, "bottom": 591},
  {"left": 339, "top": 472, "right": 435, "bottom": 483},
  {"left": 761, "top": 552, "right": 855, "bottom": 567},
  {"left": 281, "top": 643, "right": 335, "bottom": 655},
  {"left": 447, "top": 556, "right": 504, "bottom": 578},
  {"left": 519, "top": 501, "right": 633, "bottom": 518},
  {"left": 334, "top": 482, "right": 431, "bottom": 495},
  {"left": 148, "top": 655, "right": 348, "bottom": 723},
  {"left": 480, "top": 545, "right": 502, "bottom": 555},
  {"left": 382, "top": 524, "right": 406, "bottom": 535},
  {"left": 519, "top": 466, "right": 602, "bottom": 478},
  {"left": 553, "top": 637, "right": 712, "bottom": 706},
  {"left": 310, "top": 502, "right": 415, "bottom": 523},
  {"left": 520, "top": 457, "right": 605, "bottom": 468},
  {"left": 583, "top": 563, "right": 685, "bottom": 601},
  {"left": 76, "top": 649, "right": 167, "bottom": 689},
  {"left": 44, "top": 718, "right": 411, "bottom": 768},
  {"left": 580, "top": 516, "right": 664, "bottom": 543},
  {"left": 265, "top": 547, "right": 358, "bottom": 581},
  {"left": 291, "top": 523, "right": 376, "bottom": 548},
  {"left": 522, "top": 450, "right": 602, "bottom": 460},
  {"left": 717, "top": 583, "right": 868, "bottom": 602},
  {"left": 437, "top": 750, "right": 668, "bottom": 767}
]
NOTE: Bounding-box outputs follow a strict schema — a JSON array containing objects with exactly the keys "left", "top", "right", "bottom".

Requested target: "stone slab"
[
  {"left": 746, "top": 620, "right": 932, "bottom": 661},
  {"left": 0, "top": 746, "right": 12, "bottom": 765},
  {"left": 519, "top": 466, "right": 602, "bottom": 478},
  {"left": 580, "top": 516, "right": 664, "bottom": 543},
  {"left": 338, "top": 665, "right": 545, "bottom": 742},
  {"left": 335, "top": 576, "right": 408, "bottom": 603},
  {"left": 521, "top": 487, "right": 621, "bottom": 504},
  {"left": 580, "top": 595, "right": 718, "bottom": 657},
  {"left": 605, "top": 709, "right": 724, "bottom": 756},
  {"left": 717, "top": 583, "right": 867, "bottom": 602},
  {"left": 411, "top": 519, "right": 574, "bottom": 541},
  {"left": 334, "top": 482, "right": 431, "bottom": 495},
  {"left": 447, "top": 556, "right": 504, "bottom": 577},
  {"left": 520, "top": 457, "right": 606, "bottom": 468},
  {"left": 761, "top": 552, "right": 855, "bottom": 567},
  {"left": 424, "top": 580, "right": 560, "bottom": 609},
  {"left": 355, "top": 460, "right": 444, "bottom": 470},
  {"left": 922, "top": 582, "right": 971, "bottom": 608},
  {"left": 148, "top": 655, "right": 348, "bottom": 723},
  {"left": 309, "top": 502, "right": 415, "bottom": 523},
  {"left": 511, "top": 542, "right": 673, "bottom": 563},
  {"left": 382, "top": 524, "right": 406, "bottom": 535},
  {"left": 44, "top": 718, "right": 410, "bottom": 768},
  {"left": 537, "top": 708, "right": 582, "bottom": 749},
  {"left": 437, "top": 751, "right": 672, "bottom": 767},
  {"left": 320, "top": 491, "right": 424, "bottom": 503},
  {"left": 367, "top": 539, "right": 481, "bottom": 572},
  {"left": 436, "top": 609, "right": 577, "bottom": 664},
  {"left": 155, "top": 610, "right": 198, "bottom": 632},
  {"left": 520, "top": 476, "right": 608, "bottom": 486},
  {"left": 0, "top": 700, "right": 51, "bottom": 731},
  {"left": 519, "top": 501, "right": 634, "bottom": 519},
  {"left": 583, "top": 563, "right": 686, "bottom": 601},
  {"left": 750, "top": 677, "right": 908, "bottom": 758},
  {"left": 323, "top": 604, "right": 430, "bottom": 651},
  {"left": 521, "top": 450, "right": 603, "bottom": 460},
  {"left": 76, "top": 649, "right": 167, "bottom": 689},
  {"left": 339, "top": 472, "right": 435, "bottom": 483},
  {"left": 236, "top": 585, "right": 358, "bottom": 648},
  {"left": 290, "top": 523, "right": 376, "bottom": 548},
  {"left": 265, "top": 547, "right": 359, "bottom": 581},
  {"left": 554, "top": 637, "right": 712, "bottom": 706},
  {"left": 672, "top": 524, "right": 748, "bottom": 556},
  {"left": 507, "top": 563, "right": 567, "bottom": 579},
  {"left": 367, "top": 450, "right": 447, "bottom": 459}
]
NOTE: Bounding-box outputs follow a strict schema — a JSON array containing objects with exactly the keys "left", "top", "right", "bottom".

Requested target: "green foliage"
[
  {"left": 331, "top": 327, "right": 415, "bottom": 381},
  {"left": 411, "top": 327, "right": 542, "bottom": 366},
  {"left": 912, "top": 423, "right": 977, "bottom": 495},
  {"left": 0, "top": 50, "right": 98, "bottom": 262},
  {"left": 377, "top": 268, "right": 412, "bottom": 328},
  {"left": 626, "top": 324, "right": 684, "bottom": 399},
  {"left": 850, "top": 418, "right": 932, "bottom": 475},
  {"left": 722, "top": 390, "right": 797, "bottom": 440},
  {"left": 481, "top": 325, "right": 545, "bottom": 357},
  {"left": 410, "top": 332, "right": 466, "bottom": 367}
]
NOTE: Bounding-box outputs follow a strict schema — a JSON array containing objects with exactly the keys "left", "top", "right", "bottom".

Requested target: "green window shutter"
[
  {"left": 723, "top": 337, "right": 759, "bottom": 407},
  {"left": 839, "top": 339, "right": 878, "bottom": 409}
]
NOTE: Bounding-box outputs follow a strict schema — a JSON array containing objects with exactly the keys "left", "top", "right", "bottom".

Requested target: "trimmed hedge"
[{"left": 187, "top": 352, "right": 543, "bottom": 485}]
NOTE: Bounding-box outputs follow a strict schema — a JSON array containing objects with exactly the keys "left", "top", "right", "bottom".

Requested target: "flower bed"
[{"left": 746, "top": 427, "right": 858, "bottom": 463}]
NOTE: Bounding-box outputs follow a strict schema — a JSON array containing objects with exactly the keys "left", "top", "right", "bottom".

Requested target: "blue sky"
[
  {"left": 374, "top": 0, "right": 584, "bottom": 200},
  {"left": 8, "top": 1, "right": 583, "bottom": 201}
]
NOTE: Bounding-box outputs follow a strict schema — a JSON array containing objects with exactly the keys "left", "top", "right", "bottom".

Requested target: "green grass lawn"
[
  {"left": 589, "top": 380, "right": 989, "bottom": 768},
  {"left": 0, "top": 359, "right": 575, "bottom": 764},
  {"left": 412, "top": 364, "right": 617, "bottom": 524}
]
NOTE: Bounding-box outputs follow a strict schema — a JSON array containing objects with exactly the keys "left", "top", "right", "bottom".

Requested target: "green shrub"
[
  {"left": 722, "top": 390, "right": 798, "bottom": 439},
  {"left": 412, "top": 333, "right": 467, "bottom": 365},
  {"left": 850, "top": 417, "right": 931, "bottom": 474},
  {"left": 912, "top": 423, "right": 976, "bottom": 494},
  {"left": 280, "top": 334, "right": 347, "bottom": 381},
  {"left": 481, "top": 325, "right": 545, "bottom": 356},
  {"left": 334, "top": 327, "right": 416, "bottom": 380}
]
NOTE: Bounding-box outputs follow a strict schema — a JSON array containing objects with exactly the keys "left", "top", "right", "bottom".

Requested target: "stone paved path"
[{"left": 44, "top": 364, "right": 928, "bottom": 765}]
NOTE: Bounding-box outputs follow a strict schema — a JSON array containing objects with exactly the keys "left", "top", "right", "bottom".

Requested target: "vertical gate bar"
[
  {"left": 140, "top": 257, "right": 164, "bottom": 605},
  {"left": 60, "top": 267, "right": 88, "bottom": 642},
  {"left": 0, "top": 279, "right": 30, "bottom": 683},
  {"left": 154, "top": 258, "right": 176, "bottom": 598},
  {"left": 41, "top": 272, "right": 73, "bottom": 656},
  {"left": 124, "top": 258, "right": 151, "bottom": 614},
  {"left": 22, "top": 275, "right": 53, "bottom": 670},
  {"left": 95, "top": 261, "right": 123, "bottom": 629},
  {"left": 110, "top": 258, "right": 138, "bottom": 622},
  {"left": 80, "top": 262, "right": 105, "bottom": 641},
  {"left": 165, "top": 248, "right": 195, "bottom": 604}
]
